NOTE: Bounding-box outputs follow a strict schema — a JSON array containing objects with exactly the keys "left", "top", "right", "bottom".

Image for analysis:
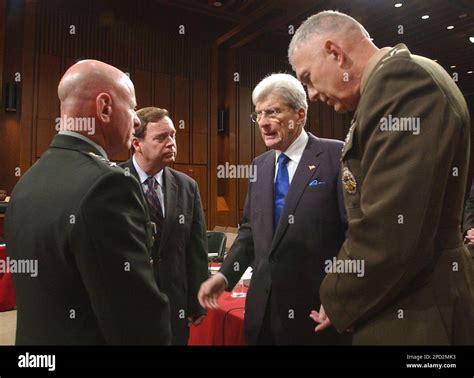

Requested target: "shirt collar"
[
  {"left": 275, "top": 129, "right": 308, "bottom": 165},
  {"left": 132, "top": 154, "right": 164, "bottom": 187},
  {"left": 58, "top": 130, "right": 108, "bottom": 159}
]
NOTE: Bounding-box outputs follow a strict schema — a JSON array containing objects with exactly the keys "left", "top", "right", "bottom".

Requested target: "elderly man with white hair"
[{"left": 199, "top": 73, "right": 349, "bottom": 345}]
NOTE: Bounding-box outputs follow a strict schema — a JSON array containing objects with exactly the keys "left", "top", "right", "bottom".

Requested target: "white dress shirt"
[
  {"left": 132, "top": 154, "right": 165, "bottom": 217},
  {"left": 274, "top": 129, "right": 309, "bottom": 183}
]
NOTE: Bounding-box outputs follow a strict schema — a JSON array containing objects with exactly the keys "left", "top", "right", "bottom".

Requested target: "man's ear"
[
  {"left": 131, "top": 137, "right": 140, "bottom": 153},
  {"left": 324, "top": 40, "right": 345, "bottom": 67},
  {"left": 96, "top": 93, "right": 112, "bottom": 123},
  {"left": 298, "top": 108, "right": 306, "bottom": 123}
]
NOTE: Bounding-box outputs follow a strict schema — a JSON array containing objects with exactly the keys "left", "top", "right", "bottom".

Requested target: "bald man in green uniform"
[{"left": 289, "top": 10, "right": 474, "bottom": 345}]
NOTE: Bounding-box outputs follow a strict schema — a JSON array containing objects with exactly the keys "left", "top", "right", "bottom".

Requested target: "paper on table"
[{"left": 242, "top": 267, "right": 252, "bottom": 287}]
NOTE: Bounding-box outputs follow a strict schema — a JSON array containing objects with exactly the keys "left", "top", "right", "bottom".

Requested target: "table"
[
  {"left": 0, "top": 245, "right": 16, "bottom": 311},
  {"left": 188, "top": 287, "right": 247, "bottom": 345}
]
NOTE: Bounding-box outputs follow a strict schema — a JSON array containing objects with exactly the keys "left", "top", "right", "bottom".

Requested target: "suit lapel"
[
  {"left": 123, "top": 159, "right": 140, "bottom": 182},
  {"left": 270, "top": 133, "right": 323, "bottom": 253},
  {"left": 159, "top": 167, "right": 177, "bottom": 253},
  {"left": 254, "top": 152, "right": 276, "bottom": 258}
]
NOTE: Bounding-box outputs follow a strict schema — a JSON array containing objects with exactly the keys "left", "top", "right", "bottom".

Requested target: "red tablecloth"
[
  {"left": 188, "top": 287, "right": 247, "bottom": 345},
  {"left": 0, "top": 245, "right": 16, "bottom": 311}
]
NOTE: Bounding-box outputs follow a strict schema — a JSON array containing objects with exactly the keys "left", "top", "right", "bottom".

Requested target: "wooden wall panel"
[
  {"left": 173, "top": 76, "right": 190, "bottom": 164},
  {"left": 173, "top": 164, "right": 208, "bottom": 211},
  {"left": 154, "top": 73, "right": 171, "bottom": 112},
  {"left": 2, "top": 0, "right": 215, "bottom": 227},
  {"left": 0, "top": 0, "right": 5, "bottom": 100},
  {"left": 238, "top": 86, "right": 252, "bottom": 211},
  {"left": 192, "top": 79, "right": 208, "bottom": 165},
  {"left": 134, "top": 70, "right": 152, "bottom": 108},
  {"left": 192, "top": 133, "right": 207, "bottom": 165},
  {"left": 35, "top": 54, "right": 60, "bottom": 157},
  {"left": 36, "top": 54, "right": 60, "bottom": 120}
]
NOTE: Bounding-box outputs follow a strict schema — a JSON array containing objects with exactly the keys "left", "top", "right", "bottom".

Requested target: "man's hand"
[
  {"left": 309, "top": 304, "right": 332, "bottom": 333},
  {"left": 198, "top": 275, "right": 226, "bottom": 310},
  {"left": 466, "top": 229, "right": 474, "bottom": 245},
  {"left": 188, "top": 315, "right": 205, "bottom": 327}
]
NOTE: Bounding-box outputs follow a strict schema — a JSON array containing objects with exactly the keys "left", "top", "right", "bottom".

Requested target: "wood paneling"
[
  {"left": 238, "top": 86, "right": 252, "bottom": 211},
  {"left": 192, "top": 79, "right": 208, "bottom": 165},
  {"left": 154, "top": 73, "right": 171, "bottom": 112},
  {"left": 134, "top": 70, "right": 152, "bottom": 108},
  {"left": 0, "top": 0, "right": 215, "bottom": 226},
  {"left": 173, "top": 164, "right": 208, "bottom": 211}
]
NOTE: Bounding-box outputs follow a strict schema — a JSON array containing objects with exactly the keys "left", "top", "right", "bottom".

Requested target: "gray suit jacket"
[{"left": 220, "top": 132, "right": 348, "bottom": 345}]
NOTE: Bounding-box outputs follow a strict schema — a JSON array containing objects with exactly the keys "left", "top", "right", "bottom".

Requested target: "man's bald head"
[
  {"left": 57, "top": 60, "right": 139, "bottom": 156},
  {"left": 58, "top": 60, "right": 133, "bottom": 115}
]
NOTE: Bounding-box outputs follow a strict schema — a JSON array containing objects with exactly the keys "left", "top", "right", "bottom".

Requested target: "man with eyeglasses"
[{"left": 198, "top": 73, "right": 349, "bottom": 345}]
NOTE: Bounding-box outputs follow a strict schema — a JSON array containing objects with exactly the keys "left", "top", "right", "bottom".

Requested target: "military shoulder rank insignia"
[
  {"left": 87, "top": 152, "right": 117, "bottom": 167},
  {"left": 342, "top": 167, "right": 357, "bottom": 194}
]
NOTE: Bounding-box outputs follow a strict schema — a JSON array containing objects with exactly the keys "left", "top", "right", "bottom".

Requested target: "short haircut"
[
  {"left": 288, "top": 10, "right": 370, "bottom": 62},
  {"left": 252, "top": 73, "right": 308, "bottom": 124},
  {"left": 134, "top": 107, "right": 169, "bottom": 139}
]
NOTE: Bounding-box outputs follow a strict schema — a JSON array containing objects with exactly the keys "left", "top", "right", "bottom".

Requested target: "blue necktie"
[{"left": 274, "top": 153, "right": 290, "bottom": 230}]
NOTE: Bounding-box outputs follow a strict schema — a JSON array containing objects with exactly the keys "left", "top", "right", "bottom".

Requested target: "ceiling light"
[
  {"left": 421, "top": 15, "right": 429, "bottom": 20},
  {"left": 394, "top": 3, "right": 402, "bottom": 8},
  {"left": 470, "top": 37, "right": 474, "bottom": 43},
  {"left": 447, "top": 25, "right": 454, "bottom": 30},
  {"left": 450, "top": 65, "right": 456, "bottom": 68},
  {"left": 468, "top": 71, "right": 473, "bottom": 74}
]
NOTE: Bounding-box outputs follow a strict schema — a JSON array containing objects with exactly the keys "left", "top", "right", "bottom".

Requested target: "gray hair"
[
  {"left": 288, "top": 10, "right": 370, "bottom": 62},
  {"left": 252, "top": 73, "right": 308, "bottom": 123}
]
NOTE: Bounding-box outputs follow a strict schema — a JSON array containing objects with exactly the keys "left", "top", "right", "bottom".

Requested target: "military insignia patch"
[
  {"left": 343, "top": 120, "right": 356, "bottom": 148},
  {"left": 342, "top": 167, "right": 357, "bottom": 194}
]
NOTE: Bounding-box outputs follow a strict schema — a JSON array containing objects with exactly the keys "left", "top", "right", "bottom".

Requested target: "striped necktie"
[{"left": 144, "top": 176, "right": 164, "bottom": 243}]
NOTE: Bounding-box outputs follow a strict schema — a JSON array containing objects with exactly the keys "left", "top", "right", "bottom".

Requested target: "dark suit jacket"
[
  {"left": 121, "top": 159, "right": 208, "bottom": 345},
  {"left": 220, "top": 132, "right": 348, "bottom": 345},
  {"left": 320, "top": 44, "right": 474, "bottom": 345},
  {"left": 5, "top": 134, "right": 171, "bottom": 345}
]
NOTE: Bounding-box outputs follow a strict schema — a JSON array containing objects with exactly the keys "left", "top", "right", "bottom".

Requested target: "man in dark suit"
[
  {"left": 289, "top": 10, "right": 474, "bottom": 344},
  {"left": 5, "top": 60, "right": 171, "bottom": 345},
  {"left": 121, "top": 107, "right": 208, "bottom": 345},
  {"left": 198, "top": 73, "right": 348, "bottom": 345}
]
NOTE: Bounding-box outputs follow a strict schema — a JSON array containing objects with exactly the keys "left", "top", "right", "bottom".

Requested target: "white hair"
[
  {"left": 288, "top": 10, "right": 370, "bottom": 63},
  {"left": 252, "top": 73, "right": 308, "bottom": 124}
]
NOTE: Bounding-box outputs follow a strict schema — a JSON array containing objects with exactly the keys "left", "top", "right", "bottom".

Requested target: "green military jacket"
[{"left": 320, "top": 44, "right": 474, "bottom": 345}]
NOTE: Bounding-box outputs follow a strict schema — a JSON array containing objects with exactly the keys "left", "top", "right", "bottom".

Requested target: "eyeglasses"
[{"left": 250, "top": 107, "right": 290, "bottom": 123}]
